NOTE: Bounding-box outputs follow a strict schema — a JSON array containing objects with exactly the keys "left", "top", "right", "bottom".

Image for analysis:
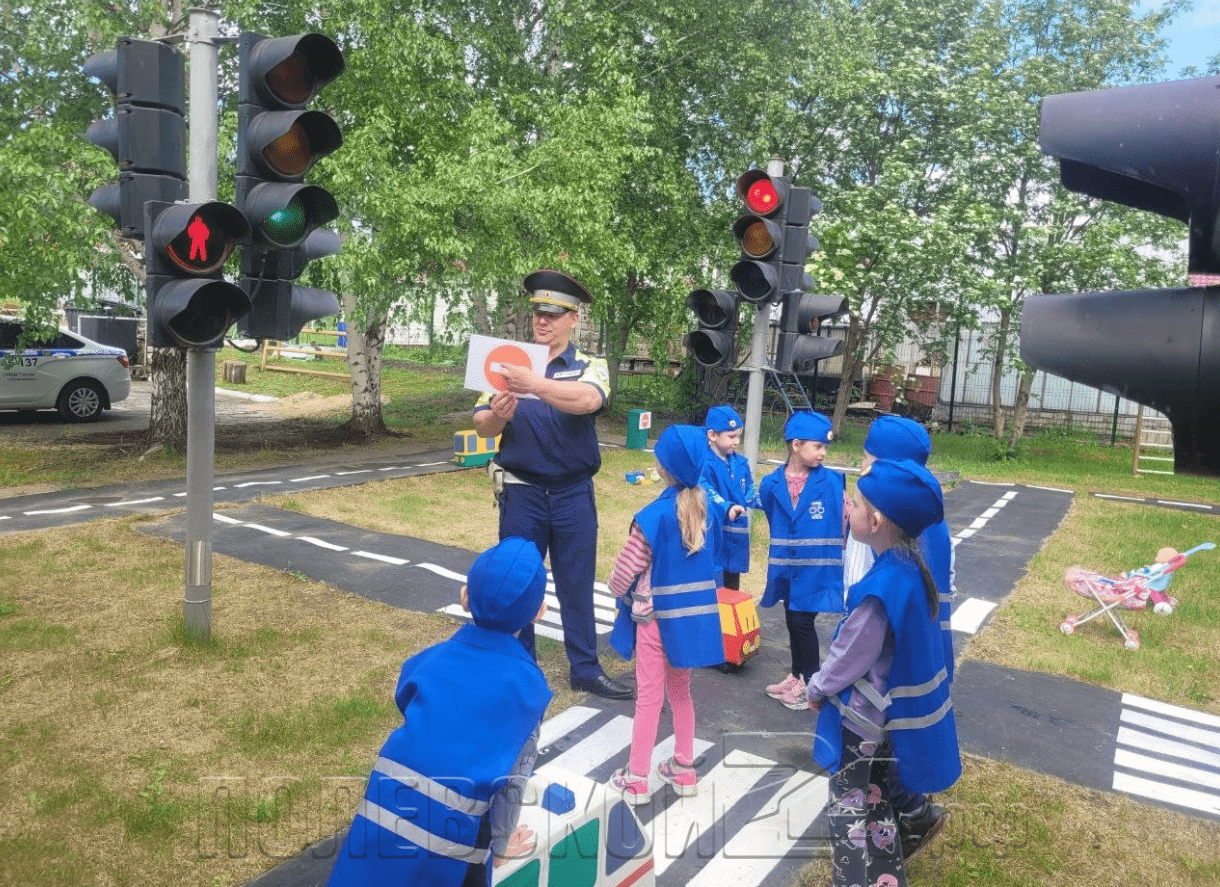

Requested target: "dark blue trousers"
[{"left": 498, "top": 480, "right": 601, "bottom": 682}]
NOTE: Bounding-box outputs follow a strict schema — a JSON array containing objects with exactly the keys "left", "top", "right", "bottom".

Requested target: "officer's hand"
[
  {"left": 489, "top": 391, "right": 519, "bottom": 421},
  {"left": 728, "top": 505, "right": 745, "bottom": 521},
  {"left": 498, "top": 363, "right": 541, "bottom": 395}
]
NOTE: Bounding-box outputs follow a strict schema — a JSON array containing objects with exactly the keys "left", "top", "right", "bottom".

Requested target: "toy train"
[{"left": 454, "top": 430, "right": 501, "bottom": 467}]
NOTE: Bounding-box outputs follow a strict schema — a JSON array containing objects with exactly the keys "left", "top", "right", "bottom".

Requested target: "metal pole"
[
  {"left": 742, "top": 158, "right": 785, "bottom": 479},
  {"left": 183, "top": 7, "right": 221, "bottom": 642}
]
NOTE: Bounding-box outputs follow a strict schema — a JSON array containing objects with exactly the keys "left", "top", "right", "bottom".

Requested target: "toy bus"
[
  {"left": 454, "top": 430, "right": 501, "bottom": 467},
  {"left": 492, "top": 766, "right": 655, "bottom": 887},
  {"left": 718, "top": 587, "right": 761, "bottom": 668}
]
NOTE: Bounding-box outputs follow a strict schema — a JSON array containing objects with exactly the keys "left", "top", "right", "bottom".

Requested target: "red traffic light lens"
[
  {"left": 744, "top": 179, "right": 779, "bottom": 215},
  {"left": 164, "top": 211, "right": 235, "bottom": 275},
  {"left": 266, "top": 51, "right": 316, "bottom": 106}
]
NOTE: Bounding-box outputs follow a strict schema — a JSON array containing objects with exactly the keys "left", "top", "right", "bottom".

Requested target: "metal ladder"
[{"left": 1132, "top": 405, "right": 1174, "bottom": 476}]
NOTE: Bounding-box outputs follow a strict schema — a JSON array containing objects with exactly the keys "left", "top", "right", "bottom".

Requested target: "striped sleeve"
[{"left": 607, "top": 524, "right": 652, "bottom": 598}]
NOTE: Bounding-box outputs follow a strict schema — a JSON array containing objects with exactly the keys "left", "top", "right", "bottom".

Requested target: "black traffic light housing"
[
  {"left": 1024, "top": 76, "right": 1220, "bottom": 476},
  {"left": 83, "top": 37, "right": 186, "bottom": 239},
  {"left": 777, "top": 293, "right": 847, "bottom": 373},
  {"left": 685, "top": 289, "right": 739, "bottom": 368},
  {"left": 145, "top": 201, "right": 252, "bottom": 349},
  {"left": 236, "top": 31, "right": 345, "bottom": 339},
  {"left": 731, "top": 170, "right": 789, "bottom": 304}
]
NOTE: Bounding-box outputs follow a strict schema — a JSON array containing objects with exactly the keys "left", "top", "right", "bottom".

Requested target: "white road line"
[
  {"left": 1096, "top": 494, "right": 1144, "bottom": 502},
  {"left": 546, "top": 715, "right": 634, "bottom": 774},
  {"left": 416, "top": 562, "right": 467, "bottom": 583},
  {"left": 538, "top": 705, "right": 601, "bottom": 750},
  {"left": 24, "top": 505, "right": 91, "bottom": 516},
  {"left": 352, "top": 551, "right": 409, "bottom": 565},
  {"left": 688, "top": 768, "right": 830, "bottom": 884},
  {"left": 1116, "top": 726, "right": 1220, "bottom": 770},
  {"left": 336, "top": 470, "right": 372, "bottom": 476},
  {"left": 950, "top": 597, "right": 997, "bottom": 634},
  {"left": 1157, "top": 500, "right": 1213, "bottom": 510},
  {"left": 214, "top": 513, "right": 243, "bottom": 525},
  {"left": 298, "top": 536, "right": 348, "bottom": 552},
  {"left": 1027, "top": 484, "right": 1073, "bottom": 494},
  {"left": 291, "top": 475, "right": 332, "bottom": 482},
  {"left": 234, "top": 481, "right": 283, "bottom": 488},
  {"left": 1112, "top": 771, "right": 1220, "bottom": 817},
  {"left": 1113, "top": 748, "right": 1220, "bottom": 792},
  {"left": 1122, "top": 693, "right": 1220, "bottom": 729},
  {"left": 105, "top": 497, "right": 165, "bottom": 507},
  {"left": 246, "top": 523, "right": 292, "bottom": 537},
  {"left": 1120, "top": 709, "right": 1220, "bottom": 748},
  {"left": 653, "top": 749, "right": 772, "bottom": 877}
]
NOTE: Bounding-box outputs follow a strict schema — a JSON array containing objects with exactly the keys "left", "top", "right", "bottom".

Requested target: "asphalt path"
[{"left": 4, "top": 450, "right": 1218, "bottom": 885}]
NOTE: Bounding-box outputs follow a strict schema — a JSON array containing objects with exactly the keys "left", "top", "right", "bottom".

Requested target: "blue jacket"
[
  {"left": 327, "top": 624, "right": 551, "bottom": 887},
  {"left": 814, "top": 549, "right": 961, "bottom": 794},
  {"left": 758, "top": 463, "right": 846, "bottom": 613},
  {"left": 700, "top": 450, "right": 760, "bottom": 574},
  {"left": 611, "top": 486, "right": 724, "bottom": 668}
]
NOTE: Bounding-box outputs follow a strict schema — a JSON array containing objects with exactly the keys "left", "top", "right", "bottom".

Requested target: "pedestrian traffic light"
[
  {"left": 144, "top": 200, "right": 252, "bottom": 349},
  {"left": 82, "top": 37, "right": 186, "bottom": 239},
  {"left": 236, "top": 31, "right": 345, "bottom": 339},
  {"left": 1022, "top": 76, "right": 1220, "bottom": 477},
  {"left": 776, "top": 293, "right": 847, "bottom": 373},
  {"left": 731, "top": 170, "right": 788, "bottom": 304},
  {"left": 684, "top": 288, "right": 738, "bottom": 367}
]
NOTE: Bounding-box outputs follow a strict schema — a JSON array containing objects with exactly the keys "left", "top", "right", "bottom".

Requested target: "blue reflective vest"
[
  {"left": 919, "top": 519, "right": 955, "bottom": 682},
  {"left": 610, "top": 486, "right": 724, "bottom": 668},
  {"left": 758, "top": 463, "right": 846, "bottom": 613},
  {"left": 814, "top": 549, "right": 961, "bottom": 794},
  {"left": 700, "top": 450, "right": 759, "bottom": 574},
  {"left": 327, "top": 624, "right": 551, "bottom": 887}
]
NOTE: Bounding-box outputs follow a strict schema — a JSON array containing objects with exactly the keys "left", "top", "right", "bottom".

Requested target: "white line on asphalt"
[
  {"left": 24, "top": 505, "right": 91, "bottom": 516},
  {"left": 950, "top": 597, "right": 997, "bottom": 634},
  {"left": 415, "top": 562, "right": 466, "bottom": 582},
  {"left": 291, "top": 475, "right": 332, "bottom": 482},
  {"left": 235, "top": 481, "right": 283, "bottom": 487},
  {"left": 352, "top": 550, "right": 409, "bottom": 565},
  {"left": 214, "top": 514, "right": 243, "bottom": 525},
  {"left": 105, "top": 497, "right": 166, "bottom": 507},
  {"left": 246, "top": 523, "right": 292, "bottom": 537},
  {"left": 298, "top": 536, "right": 348, "bottom": 552}
]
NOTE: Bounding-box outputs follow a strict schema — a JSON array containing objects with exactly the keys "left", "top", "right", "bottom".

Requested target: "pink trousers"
[{"left": 629, "top": 619, "right": 696, "bottom": 776}]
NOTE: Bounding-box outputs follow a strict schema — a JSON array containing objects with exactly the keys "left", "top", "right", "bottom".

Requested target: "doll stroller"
[{"left": 1060, "top": 542, "right": 1214, "bottom": 650}]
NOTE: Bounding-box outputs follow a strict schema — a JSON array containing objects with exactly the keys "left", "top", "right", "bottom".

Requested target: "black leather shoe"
[
  {"left": 571, "top": 674, "right": 635, "bottom": 700},
  {"left": 900, "top": 802, "right": 949, "bottom": 861}
]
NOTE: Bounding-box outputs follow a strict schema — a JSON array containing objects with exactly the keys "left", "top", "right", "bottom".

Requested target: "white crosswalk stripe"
[{"left": 1112, "top": 693, "right": 1220, "bottom": 817}]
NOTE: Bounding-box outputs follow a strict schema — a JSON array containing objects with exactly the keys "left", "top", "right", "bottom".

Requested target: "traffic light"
[
  {"left": 1022, "top": 76, "right": 1220, "bottom": 477},
  {"left": 685, "top": 288, "right": 738, "bottom": 367},
  {"left": 144, "top": 200, "right": 252, "bottom": 349},
  {"left": 730, "top": 170, "right": 788, "bottom": 304},
  {"left": 777, "top": 293, "right": 847, "bottom": 373},
  {"left": 83, "top": 37, "right": 186, "bottom": 239},
  {"left": 236, "top": 31, "right": 345, "bottom": 339}
]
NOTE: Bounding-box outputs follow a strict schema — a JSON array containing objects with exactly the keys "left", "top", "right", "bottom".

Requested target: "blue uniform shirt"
[{"left": 475, "top": 343, "right": 610, "bottom": 490}]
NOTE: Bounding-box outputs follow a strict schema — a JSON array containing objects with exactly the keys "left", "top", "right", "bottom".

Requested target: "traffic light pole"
[
  {"left": 741, "top": 158, "right": 785, "bottom": 479},
  {"left": 183, "top": 7, "right": 222, "bottom": 641}
]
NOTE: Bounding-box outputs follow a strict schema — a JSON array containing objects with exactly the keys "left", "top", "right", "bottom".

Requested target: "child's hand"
[
  {"left": 728, "top": 505, "right": 745, "bottom": 520},
  {"left": 493, "top": 825, "right": 536, "bottom": 868}
]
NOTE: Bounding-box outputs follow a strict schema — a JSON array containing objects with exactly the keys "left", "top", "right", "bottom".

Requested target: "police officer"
[{"left": 473, "top": 269, "right": 634, "bottom": 700}]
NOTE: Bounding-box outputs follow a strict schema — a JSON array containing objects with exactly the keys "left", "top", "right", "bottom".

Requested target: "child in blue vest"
[
  {"left": 848, "top": 415, "right": 956, "bottom": 860},
  {"left": 607, "top": 424, "right": 724, "bottom": 805},
  {"left": 326, "top": 537, "right": 552, "bottom": 887},
  {"left": 758, "top": 410, "right": 846, "bottom": 710},
  {"left": 699, "top": 405, "right": 762, "bottom": 590},
  {"left": 808, "top": 459, "right": 962, "bottom": 887}
]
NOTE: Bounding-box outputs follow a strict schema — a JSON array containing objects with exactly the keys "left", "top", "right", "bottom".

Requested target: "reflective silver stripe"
[
  {"left": 852, "top": 677, "right": 890, "bottom": 713},
  {"left": 374, "top": 756, "right": 490, "bottom": 817},
  {"left": 888, "top": 667, "right": 948, "bottom": 699},
  {"left": 357, "top": 798, "right": 490, "bottom": 864},
  {"left": 725, "top": 525, "right": 750, "bottom": 535},
  {"left": 651, "top": 580, "right": 714, "bottom": 596},
  {"left": 771, "top": 537, "right": 841, "bottom": 546},
  {"left": 768, "top": 557, "right": 843, "bottom": 567},
  {"left": 886, "top": 696, "right": 954, "bottom": 731},
  {"left": 940, "top": 620, "right": 952, "bottom": 630},
  {"left": 828, "top": 693, "right": 883, "bottom": 733},
  {"left": 654, "top": 603, "right": 721, "bottom": 619}
]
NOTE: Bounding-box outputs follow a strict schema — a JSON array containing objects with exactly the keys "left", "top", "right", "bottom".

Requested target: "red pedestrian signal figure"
[{"left": 188, "top": 214, "right": 210, "bottom": 264}]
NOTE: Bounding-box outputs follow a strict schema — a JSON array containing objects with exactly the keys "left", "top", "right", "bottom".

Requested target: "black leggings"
[{"left": 784, "top": 603, "right": 820, "bottom": 682}]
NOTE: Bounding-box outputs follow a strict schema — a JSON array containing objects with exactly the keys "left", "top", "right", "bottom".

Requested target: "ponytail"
[
  {"left": 658, "top": 465, "right": 708, "bottom": 554},
  {"left": 895, "top": 533, "right": 939, "bottom": 619}
]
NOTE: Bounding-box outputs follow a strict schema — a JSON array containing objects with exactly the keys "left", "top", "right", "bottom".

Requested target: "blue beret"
[
  {"left": 705, "top": 405, "right": 743, "bottom": 432},
  {"left": 856, "top": 459, "right": 944, "bottom": 538},
  {"left": 784, "top": 410, "right": 833, "bottom": 443},
  {"left": 655, "top": 424, "right": 707, "bottom": 488},
  {"left": 865, "top": 415, "right": 931, "bottom": 465},
  {"left": 466, "top": 537, "right": 547, "bottom": 633}
]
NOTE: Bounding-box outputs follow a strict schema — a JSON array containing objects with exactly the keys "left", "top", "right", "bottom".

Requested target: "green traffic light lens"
[{"left": 262, "top": 198, "right": 308, "bottom": 247}]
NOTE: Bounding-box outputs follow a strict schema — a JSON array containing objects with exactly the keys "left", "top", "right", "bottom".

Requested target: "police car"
[{"left": 0, "top": 319, "right": 132, "bottom": 422}]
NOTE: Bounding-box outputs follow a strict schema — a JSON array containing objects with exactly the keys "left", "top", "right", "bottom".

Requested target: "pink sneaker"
[
  {"left": 609, "top": 768, "right": 651, "bottom": 806},
  {"left": 657, "top": 758, "right": 697, "bottom": 797},
  {"left": 765, "top": 673, "right": 799, "bottom": 699},
  {"left": 778, "top": 676, "right": 809, "bottom": 711}
]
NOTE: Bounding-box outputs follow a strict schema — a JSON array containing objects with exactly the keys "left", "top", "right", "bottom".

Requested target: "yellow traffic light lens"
[
  {"left": 740, "top": 219, "right": 776, "bottom": 258},
  {"left": 263, "top": 121, "right": 312, "bottom": 177},
  {"left": 266, "top": 51, "right": 316, "bottom": 106},
  {"left": 745, "top": 179, "right": 779, "bottom": 215}
]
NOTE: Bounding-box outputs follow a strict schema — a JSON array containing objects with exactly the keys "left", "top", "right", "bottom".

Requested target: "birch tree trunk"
[
  {"left": 989, "top": 308, "right": 1012, "bottom": 439},
  {"left": 145, "top": 346, "right": 187, "bottom": 455},
  {"left": 1006, "top": 367, "right": 1035, "bottom": 456},
  {"left": 342, "top": 292, "right": 387, "bottom": 437}
]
